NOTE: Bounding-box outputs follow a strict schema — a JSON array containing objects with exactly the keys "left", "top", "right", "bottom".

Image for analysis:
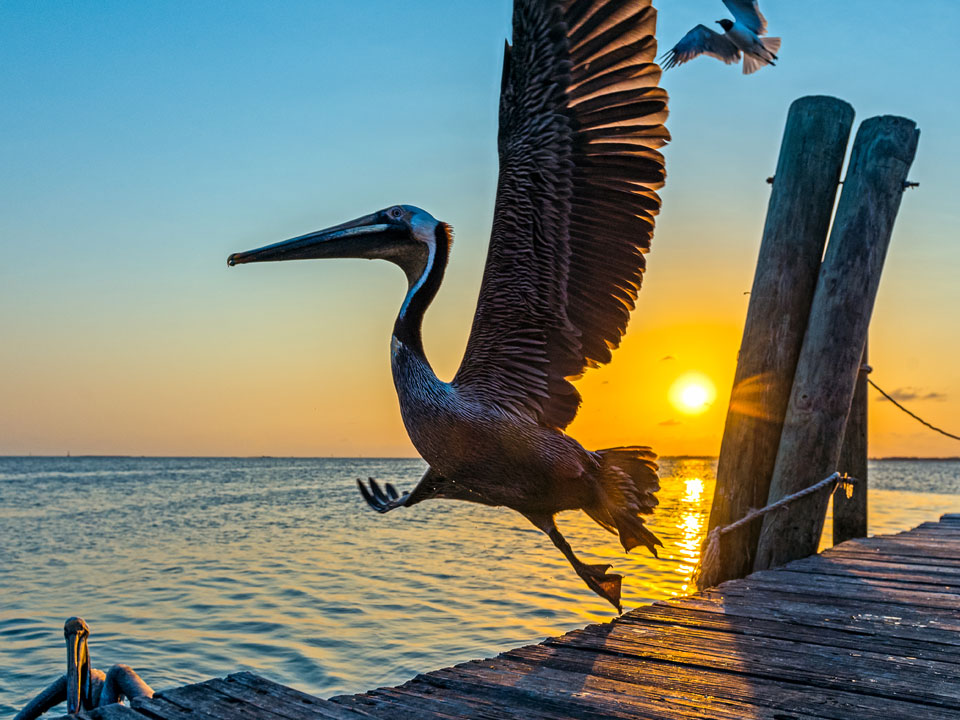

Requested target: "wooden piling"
[
  {"left": 703, "top": 96, "right": 854, "bottom": 587},
  {"left": 754, "top": 116, "right": 920, "bottom": 572},
  {"left": 834, "top": 343, "right": 869, "bottom": 544}
]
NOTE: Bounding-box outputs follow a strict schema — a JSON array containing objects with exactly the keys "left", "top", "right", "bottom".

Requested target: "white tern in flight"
[{"left": 662, "top": 0, "right": 781, "bottom": 75}]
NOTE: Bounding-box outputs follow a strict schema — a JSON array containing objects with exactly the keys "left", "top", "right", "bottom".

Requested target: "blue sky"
[{"left": 1, "top": 1, "right": 958, "bottom": 456}]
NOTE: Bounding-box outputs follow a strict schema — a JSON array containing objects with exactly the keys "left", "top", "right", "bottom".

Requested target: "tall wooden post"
[
  {"left": 834, "top": 342, "right": 869, "bottom": 544},
  {"left": 754, "top": 116, "right": 919, "bottom": 572},
  {"left": 702, "top": 96, "right": 854, "bottom": 587}
]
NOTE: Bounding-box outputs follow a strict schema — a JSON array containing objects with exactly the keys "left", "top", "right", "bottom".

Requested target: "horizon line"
[{"left": 2, "top": 454, "right": 959, "bottom": 462}]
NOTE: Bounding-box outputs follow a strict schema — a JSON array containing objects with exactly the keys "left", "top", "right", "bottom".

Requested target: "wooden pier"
[{"left": 64, "top": 514, "right": 960, "bottom": 720}]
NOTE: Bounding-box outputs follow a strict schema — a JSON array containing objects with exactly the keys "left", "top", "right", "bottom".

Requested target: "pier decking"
[{"left": 66, "top": 515, "right": 960, "bottom": 719}]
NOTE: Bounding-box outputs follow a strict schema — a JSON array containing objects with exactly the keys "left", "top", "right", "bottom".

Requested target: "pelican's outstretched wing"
[
  {"left": 453, "top": 0, "right": 668, "bottom": 430},
  {"left": 722, "top": 0, "right": 768, "bottom": 36},
  {"left": 661, "top": 25, "right": 740, "bottom": 70}
]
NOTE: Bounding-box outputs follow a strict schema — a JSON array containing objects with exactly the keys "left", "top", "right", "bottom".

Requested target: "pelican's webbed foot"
[
  {"left": 529, "top": 515, "right": 623, "bottom": 613},
  {"left": 574, "top": 562, "right": 623, "bottom": 613},
  {"left": 357, "top": 478, "right": 409, "bottom": 513}
]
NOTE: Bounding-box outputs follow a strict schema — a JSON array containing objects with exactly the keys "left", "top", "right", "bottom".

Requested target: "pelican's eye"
[{"left": 389, "top": 207, "right": 404, "bottom": 220}]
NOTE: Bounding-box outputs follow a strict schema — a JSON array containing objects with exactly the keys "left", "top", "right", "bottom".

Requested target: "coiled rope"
[{"left": 693, "top": 471, "right": 850, "bottom": 590}]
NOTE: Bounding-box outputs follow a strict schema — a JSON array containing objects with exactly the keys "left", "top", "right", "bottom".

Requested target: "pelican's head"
[
  {"left": 716, "top": 18, "right": 734, "bottom": 32},
  {"left": 64, "top": 616, "right": 92, "bottom": 714},
  {"left": 228, "top": 205, "right": 448, "bottom": 286}
]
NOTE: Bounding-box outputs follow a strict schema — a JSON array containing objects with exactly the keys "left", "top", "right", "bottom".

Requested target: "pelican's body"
[
  {"left": 391, "top": 288, "right": 593, "bottom": 513},
  {"left": 230, "top": 0, "right": 669, "bottom": 611}
]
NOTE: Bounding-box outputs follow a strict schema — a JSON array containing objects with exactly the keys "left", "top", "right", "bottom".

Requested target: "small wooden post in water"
[
  {"left": 755, "top": 116, "right": 919, "bottom": 572},
  {"left": 834, "top": 342, "right": 869, "bottom": 544},
  {"left": 702, "top": 96, "right": 854, "bottom": 587}
]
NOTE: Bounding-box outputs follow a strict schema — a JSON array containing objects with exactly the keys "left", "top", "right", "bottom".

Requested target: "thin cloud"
[
  {"left": 660, "top": 355, "right": 675, "bottom": 362},
  {"left": 659, "top": 419, "right": 682, "bottom": 426},
  {"left": 876, "top": 387, "right": 947, "bottom": 403}
]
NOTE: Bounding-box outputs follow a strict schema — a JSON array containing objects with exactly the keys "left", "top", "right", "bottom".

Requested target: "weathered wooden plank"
[
  {"left": 428, "top": 657, "right": 794, "bottom": 720},
  {"left": 150, "top": 682, "right": 280, "bottom": 720},
  {"left": 131, "top": 692, "right": 223, "bottom": 720},
  {"left": 785, "top": 565, "right": 960, "bottom": 589},
  {"left": 507, "top": 643, "right": 960, "bottom": 720},
  {"left": 662, "top": 592, "right": 960, "bottom": 647},
  {"left": 823, "top": 540, "right": 960, "bottom": 563},
  {"left": 336, "top": 670, "right": 547, "bottom": 720},
  {"left": 770, "top": 561, "right": 960, "bottom": 585},
  {"left": 901, "top": 530, "right": 960, "bottom": 539},
  {"left": 378, "top": 681, "right": 527, "bottom": 720},
  {"left": 620, "top": 604, "right": 960, "bottom": 665},
  {"left": 904, "top": 521, "right": 960, "bottom": 533},
  {"left": 86, "top": 706, "right": 149, "bottom": 720},
  {"left": 700, "top": 586, "right": 960, "bottom": 632},
  {"left": 821, "top": 549, "right": 960, "bottom": 569},
  {"left": 356, "top": 682, "right": 529, "bottom": 720},
  {"left": 548, "top": 621, "right": 960, "bottom": 708},
  {"left": 846, "top": 530, "right": 960, "bottom": 543},
  {"left": 209, "top": 676, "right": 366, "bottom": 720},
  {"left": 730, "top": 570, "right": 960, "bottom": 607},
  {"left": 438, "top": 654, "right": 747, "bottom": 720},
  {"left": 224, "top": 674, "right": 374, "bottom": 720},
  {"left": 787, "top": 554, "right": 960, "bottom": 583}
]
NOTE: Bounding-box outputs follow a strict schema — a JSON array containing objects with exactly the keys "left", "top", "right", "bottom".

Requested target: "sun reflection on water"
[
  {"left": 674, "top": 478, "right": 707, "bottom": 591},
  {"left": 595, "top": 458, "right": 715, "bottom": 612},
  {"left": 684, "top": 477, "right": 704, "bottom": 501}
]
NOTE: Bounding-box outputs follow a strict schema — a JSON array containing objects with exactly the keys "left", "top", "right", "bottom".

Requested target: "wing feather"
[
  {"left": 722, "top": 0, "right": 768, "bottom": 35},
  {"left": 661, "top": 24, "right": 741, "bottom": 70},
  {"left": 453, "top": 0, "right": 668, "bottom": 429}
]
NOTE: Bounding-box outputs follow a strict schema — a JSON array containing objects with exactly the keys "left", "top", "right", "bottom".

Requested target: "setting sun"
[{"left": 669, "top": 373, "right": 717, "bottom": 415}]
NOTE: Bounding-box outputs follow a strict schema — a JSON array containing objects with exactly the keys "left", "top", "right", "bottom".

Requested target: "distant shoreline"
[{"left": 2, "top": 455, "right": 959, "bottom": 462}]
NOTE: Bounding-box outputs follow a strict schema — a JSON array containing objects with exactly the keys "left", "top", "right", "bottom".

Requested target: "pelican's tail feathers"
[{"left": 587, "top": 446, "right": 662, "bottom": 555}]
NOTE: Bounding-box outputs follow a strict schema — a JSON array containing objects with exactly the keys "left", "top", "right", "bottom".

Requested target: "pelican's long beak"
[
  {"left": 64, "top": 617, "right": 91, "bottom": 714},
  {"left": 228, "top": 212, "right": 402, "bottom": 267}
]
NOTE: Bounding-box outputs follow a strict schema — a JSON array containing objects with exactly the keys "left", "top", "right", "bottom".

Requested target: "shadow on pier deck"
[{"left": 68, "top": 515, "right": 960, "bottom": 719}]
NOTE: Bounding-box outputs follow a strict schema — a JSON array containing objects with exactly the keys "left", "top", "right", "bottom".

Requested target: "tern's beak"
[
  {"left": 64, "top": 617, "right": 91, "bottom": 714},
  {"left": 227, "top": 212, "right": 404, "bottom": 267}
]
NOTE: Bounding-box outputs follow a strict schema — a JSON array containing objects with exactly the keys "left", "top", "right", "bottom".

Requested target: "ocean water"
[{"left": 2, "top": 456, "right": 959, "bottom": 717}]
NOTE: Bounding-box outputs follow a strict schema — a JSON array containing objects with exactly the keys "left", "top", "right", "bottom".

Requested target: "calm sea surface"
[{"left": 2, "top": 456, "right": 959, "bottom": 716}]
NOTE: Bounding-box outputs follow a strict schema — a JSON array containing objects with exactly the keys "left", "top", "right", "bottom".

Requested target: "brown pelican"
[
  {"left": 229, "top": 0, "right": 668, "bottom": 611},
  {"left": 14, "top": 618, "right": 154, "bottom": 720}
]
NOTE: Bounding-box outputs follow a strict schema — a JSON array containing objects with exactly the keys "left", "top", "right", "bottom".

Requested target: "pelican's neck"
[{"left": 392, "top": 222, "right": 451, "bottom": 360}]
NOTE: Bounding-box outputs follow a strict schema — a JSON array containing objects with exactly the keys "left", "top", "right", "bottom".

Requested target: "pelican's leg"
[
  {"left": 13, "top": 675, "right": 66, "bottom": 720},
  {"left": 529, "top": 515, "right": 623, "bottom": 613},
  {"left": 357, "top": 466, "right": 477, "bottom": 513},
  {"left": 98, "top": 664, "right": 155, "bottom": 706}
]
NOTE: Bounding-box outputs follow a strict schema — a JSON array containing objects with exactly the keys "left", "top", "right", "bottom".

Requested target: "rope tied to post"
[{"left": 694, "top": 471, "right": 852, "bottom": 590}]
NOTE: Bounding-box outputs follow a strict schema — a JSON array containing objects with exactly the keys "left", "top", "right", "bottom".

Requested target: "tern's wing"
[
  {"left": 661, "top": 25, "right": 740, "bottom": 70},
  {"left": 722, "top": 0, "right": 768, "bottom": 35}
]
